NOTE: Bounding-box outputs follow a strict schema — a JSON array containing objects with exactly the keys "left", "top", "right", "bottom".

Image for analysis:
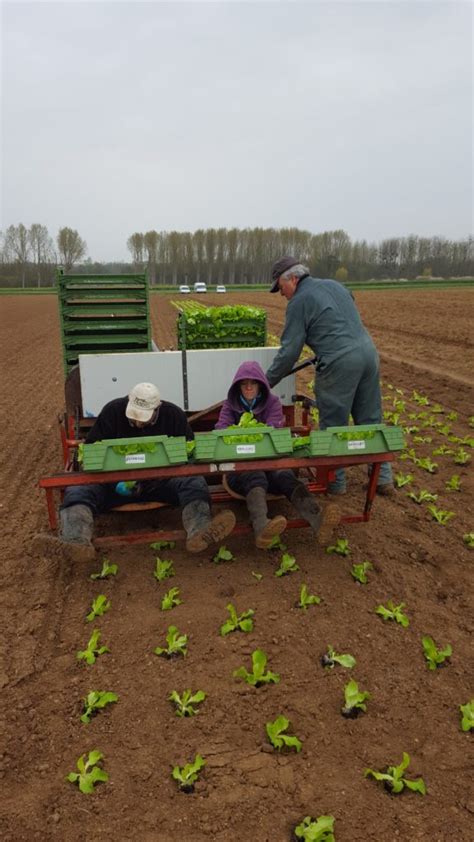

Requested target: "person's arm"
[
  {"left": 85, "top": 406, "right": 117, "bottom": 443},
  {"left": 266, "top": 298, "right": 307, "bottom": 387},
  {"left": 215, "top": 400, "right": 237, "bottom": 429}
]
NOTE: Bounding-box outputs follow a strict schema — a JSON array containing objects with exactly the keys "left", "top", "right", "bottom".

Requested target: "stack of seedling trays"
[
  {"left": 57, "top": 270, "right": 152, "bottom": 375},
  {"left": 308, "top": 424, "right": 405, "bottom": 457},
  {"left": 81, "top": 436, "right": 188, "bottom": 472},
  {"left": 177, "top": 304, "right": 266, "bottom": 350},
  {"left": 193, "top": 427, "right": 293, "bottom": 462}
]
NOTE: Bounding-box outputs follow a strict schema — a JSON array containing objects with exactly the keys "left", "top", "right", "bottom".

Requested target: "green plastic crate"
[
  {"left": 309, "top": 424, "right": 405, "bottom": 457},
  {"left": 82, "top": 435, "right": 188, "bottom": 472},
  {"left": 194, "top": 427, "right": 293, "bottom": 462}
]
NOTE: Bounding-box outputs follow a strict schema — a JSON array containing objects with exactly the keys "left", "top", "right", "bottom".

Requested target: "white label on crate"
[
  {"left": 236, "top": 445, "right": 256, "bottom": 454},
  {"left": 347, "top": 440, "right": 366, "bottom": 450},
  {"left": 218, "top": 462, "right": 236, "bottom": 471},
  {"left": 125, "top": 453, "right": 146, "bottom": 464}
]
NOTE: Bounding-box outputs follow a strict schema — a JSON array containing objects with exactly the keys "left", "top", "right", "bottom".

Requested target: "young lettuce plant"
[
  {"left": 154, "top": 625, "right": 188, "bottom": 658},
  {"left": 161, "top": 587, "right": 182, "bottom": 611},
  {"left": 407, "top": 489, "right": 438, "bottom": 504},
  {"left": 169, "top": 689, "right": 206, "bottom": 718},
  {"left": 413, "top": 456, "right": 438, "bottom": 473},
  {"left": 321, "top": 646, "right": 356, "bottom": 669},
  {"left": 90, "top": 558, "right": 118, "bottom": 580},
  {"left": 154, "top": 557, "right": 175, "bottom": 582},
  {"left": 212, "top": 545, "right": 235, "bottom": 563},
  {"left": 86, "top": 595, "right": 111, "bottom": 623},
  {"left": 66, "top": 750, "right": 108, "bottom": 794},
  {"left": 463, "top": 532, "right": 474, "bottom": 549},
  {"left": 365, "top": 752, "right": 426, "bottom": 795},
  {"left": 265, "top": 715, "right": 302, "bottom": 752},
  {"left": 459, "top": 700, "right": 474, "bottom": 732},
  {"left": 341, "top": 679, "right": 370, "bottom": 718},
  {"left": 220, "top": 603, "right": 254, "bottom": 636},
  {"left": 171, "top": 754, "right": 206, "bottom": 793},
  {"left": 453, "top": 448, "right": 471, "bottom": 466},
  {"left": 275, "top": 552, "right": 299, "bottom": 577},
  {"left": 326, "top": 538, "right": 350, "bottom": 556},
  {"left": 233, "top": 649, "right": 280, "bottom": 687},
  {"left": 150, "top": 540, "right": 175, "bottom": 550},
  {"left": 376, "top": 601, "right": 409, "bottom": 627},
  {"left": 422, "top": 635, "right": 452, "bottom": 669},
  {"left": 394, "top": 472, "right": 413, "bottom": 488},
  {"left": 251, "top": 571, "right": 263, "bottom": 581},
  {"left": 351, "top": 561, "right": 372, "bottom": 584},
  {"left": 80, "top": 691, "right": 119, "bottom": 724},
  {"left": 445, "top": 474, "right": 462, "bottom": 492},
  {"left": 77, "top": 629, "right": 110, "bottom": 665},
  {"left": 298, "top": 583, "right": 321, "bottom": 610},
  {"left": 427, "top": 505, "right": 455, "bottom": 525},
  {"left": 266, "top": 534, "right": 287, "bottom": 552},
  {"left": 294, "top": 814, "right": 335, "bottom": 841}
]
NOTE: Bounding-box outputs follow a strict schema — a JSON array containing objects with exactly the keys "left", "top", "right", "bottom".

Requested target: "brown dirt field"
[{"left": 1, "top": 289, "right": 473, "bottom": 842}]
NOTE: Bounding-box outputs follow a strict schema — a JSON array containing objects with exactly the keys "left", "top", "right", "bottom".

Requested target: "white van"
[{"left": 194, "top": 282, "right": 207, "bottom": 293}]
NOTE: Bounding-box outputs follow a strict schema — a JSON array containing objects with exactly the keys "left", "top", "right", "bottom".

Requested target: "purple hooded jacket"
[{"left": 215, "top": 361, "right": 285, "bottom": 429}]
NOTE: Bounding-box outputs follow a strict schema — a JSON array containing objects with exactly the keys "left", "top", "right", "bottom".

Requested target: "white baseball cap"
[{"left": 126, "top": 383, "right": 161, "bottom": 422}]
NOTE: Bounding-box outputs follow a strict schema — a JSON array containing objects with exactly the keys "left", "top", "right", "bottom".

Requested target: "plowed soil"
[{"left": 1, "top": 289, "right": 473, "bottom": 842}]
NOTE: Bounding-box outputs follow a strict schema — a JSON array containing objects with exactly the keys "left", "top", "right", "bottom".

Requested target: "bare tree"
[
  {"left": 143, "top": 230, "right": 160, "bottom": 284},
  {"left": 4, "top": 223, "right": 30, "bottom": 286},
  {"left": 57, "top": 227, "right": 87, "bottom": 271},
  {"left": 29, "top": 223, "right": 54, "bottom": 286},
  {"left": 126, "top": 232, "right": 145, "bottom": 267}
]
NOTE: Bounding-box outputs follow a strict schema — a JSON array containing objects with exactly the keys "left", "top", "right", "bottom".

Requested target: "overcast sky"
[{"left": 1, "top": 0, "right": 472, "bottom": 261}]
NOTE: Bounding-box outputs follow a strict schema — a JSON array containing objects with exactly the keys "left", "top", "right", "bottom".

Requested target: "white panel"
[{"left": 79, "top": 347, "right": 296, "bottom": 417}]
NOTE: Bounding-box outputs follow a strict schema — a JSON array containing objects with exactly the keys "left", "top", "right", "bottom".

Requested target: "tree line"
[{"left": 1, "top": 223, "right": 472, "bottom": 287}]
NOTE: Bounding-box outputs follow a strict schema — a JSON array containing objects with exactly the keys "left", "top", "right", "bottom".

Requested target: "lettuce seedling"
[
  {"left": 321, "top": 645, "right": 355, "bottom": 669},
  {"left": 432, "top": 445, "right": 454, "bottom": 456},
  {"left": 413, "top": 456, "right": 438, "bottom": 473},
  {"left": 266, "top": 534, "right": 287, "bottom": 552},
  {"left": 212, "top": 545, "right": 235, "bottom": 563},
  {"left": 326, "top": 538, "right": 350, "bottom": 556},
  {"left": 445, "top": 474, "right": 462, "bottom": 492},
  {"left": 365, "top": 752, "right": 426, "bottom": 795},
  {"left": 459, "top": 700, "right": 474, "bottom": 732},
  {"left": 463, "top": 532, "right": 474, "bottom": 549},
  {"left": 376, "top": 601, "right": 409, "bottom": 627},
  {"left": 275, "top": 552, "right": 299, "bottom": 577},
  {"left": 169, "top": 689, "right": 206, "bottom": 717},
  {"left": 294, "top": 814, "right": 335, "bottom": 841},
  {"left": 66, "top": 750, "right": 108, "bottom": 794},
  {"left": 80, "top": 691, "right": 119, "bottom": 724},
  {"left": 351, "top": 561, "right": 372, "bottom": 584},
  {"left": 427, "top": 505, "right": 455, "bottom": 525},
  {"left": 90, "top": 558, "right": 118, "bottom": 580},
  {"left": 298, "top": 583, "right": 321, "bottom": 610},
  {"left": 86, "top": 594, "right": 111, "bottom": 623},
  {"left": 412, "top": 391, "right": 429, "bottom": 406},
  {"left": 394, "top": 472, "right": 413, "bottom": 488},
  {"left": 422, "top": 635, "right": 452, "bottom": 669},
  {"left": 413, "top": 435, "right": 432, "bottom": 444},
  {"left": 154, "top": 557, "right": 175, "bottom": 582},
  {"left": 150, "top": 540, "right": 175, "bottom": 550},
  {"left": 251, "top": 571, "right": 263, "bottom": 581},
  {"left": 172, "top": 754, "right": 206, "bottom": 792},
  {"left": 453, "top": 448, "right": 471, "bottom": 466},
  {"left": 161, "top": 587, "right": 182, "bottom": 611},
  {"left": 154, "top": 625, "right": 188, "bottom": 658},
  {"left": 341, "top": 679, "right": 370, "bottom": 718},
  {"left": 431, "top": 403, "right": 443, "bottom": 414},
  {"left": 407, "top": 489, "right": 438, "bottom": 504},
  {"left": 220, "top": 602, "right": 254, "bottom": 636},
  {"left": 265, "top": 715, "right": 302, "bottom": 752},
  {"left": 233, "top": 649, "right": 280, "bottom": 687},
  {"left": 77, "top": 629, "right": 110, "bottom": 665}
]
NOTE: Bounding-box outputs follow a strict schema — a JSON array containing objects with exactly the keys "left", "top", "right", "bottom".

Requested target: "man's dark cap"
[{"left": 270, "top": 255, "right": 298, "bottom": 292}]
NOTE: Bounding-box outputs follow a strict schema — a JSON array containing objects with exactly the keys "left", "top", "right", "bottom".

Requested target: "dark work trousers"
[
  {"left": 226, "top": 469, "right": 299, "bottom": 499},
  {"left": 61, "top": 476, "right": 210, "bottom": 516}
]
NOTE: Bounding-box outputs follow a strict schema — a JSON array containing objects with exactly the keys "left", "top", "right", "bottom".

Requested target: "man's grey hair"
[{"left": 280, "top": 263, "right": 310, "bottom": 281}]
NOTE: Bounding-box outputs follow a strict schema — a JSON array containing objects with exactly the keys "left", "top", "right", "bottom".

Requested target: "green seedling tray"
[
  {"left": 82, "top": 435, "right": 188, "bottom": 472},
  {"left": 194, "top": 427, "right": 293, "bottom": 462},
  {"left": 309, "top": 424, "right": 405, "bottom": 457}
]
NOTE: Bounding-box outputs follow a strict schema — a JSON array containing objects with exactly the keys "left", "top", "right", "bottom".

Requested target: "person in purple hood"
[{"left": 216, "top": 361, "right": 340, "bottom": 548}]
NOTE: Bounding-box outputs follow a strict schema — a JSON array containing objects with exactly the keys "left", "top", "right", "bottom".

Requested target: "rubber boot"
[
  {"left": 246, "top": 486, "right": 287, "bottom": 550},
  {"left": 290, "top": 483, "right": 341, "bottom": 546},
  {"left": 182, "top": 499, "right": 236, "bottom": 553},
  {"left": 32, "top": 504, "right": 96, "bottom": 563}
]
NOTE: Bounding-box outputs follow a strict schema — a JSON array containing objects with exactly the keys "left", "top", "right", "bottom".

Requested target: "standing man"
[{"left": 265, "top": 257, "right": 394, "bottom": 496}]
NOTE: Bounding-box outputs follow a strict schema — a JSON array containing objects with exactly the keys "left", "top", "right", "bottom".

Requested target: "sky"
[{"left": 1, "top": 0, "right": 473, "bottom": 261}]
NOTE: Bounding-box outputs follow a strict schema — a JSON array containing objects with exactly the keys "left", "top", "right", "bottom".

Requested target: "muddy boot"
[
  {"left": 32, "top": 504, "right": 96, "bottom": 563},
  {"left": 290, "top": 483, "right": 341, "bottom": 546},
  {"left": 246, "top": 486, "right": 287, "bottom": 550},
  {"left": 182, "top": 499, "right": 236, "bottom": 553}
]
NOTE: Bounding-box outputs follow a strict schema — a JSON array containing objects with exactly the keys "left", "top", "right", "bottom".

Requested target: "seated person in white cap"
[{"left": 36, "top": 383, "right": 235, "bottom": 562}]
